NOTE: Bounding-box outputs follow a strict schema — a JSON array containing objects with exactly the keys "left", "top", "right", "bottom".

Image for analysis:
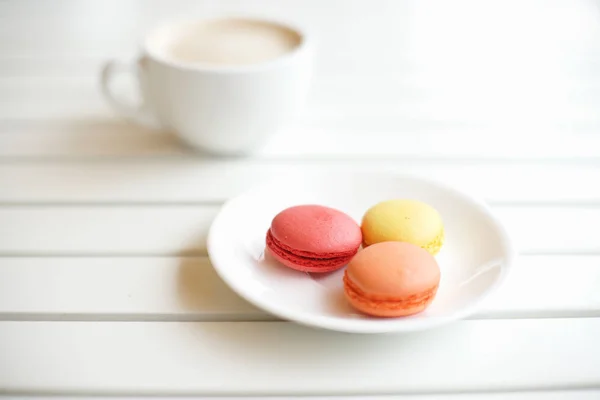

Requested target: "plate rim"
[{"left": 207, "top": 171, "right": 517, "bottom": 334}]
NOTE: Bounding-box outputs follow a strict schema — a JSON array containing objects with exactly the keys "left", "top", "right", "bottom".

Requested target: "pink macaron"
[{"left": 266, "top": 205, "right": 362, "bottom": 273}]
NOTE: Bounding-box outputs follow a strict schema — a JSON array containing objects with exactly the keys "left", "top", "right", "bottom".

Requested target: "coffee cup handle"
[{"left": 101, "top": 57, "right": 155, "bottom": 126}]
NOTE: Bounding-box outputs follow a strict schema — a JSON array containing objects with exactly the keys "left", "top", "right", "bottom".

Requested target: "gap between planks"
[
  {"left": 1, "top": 319, "right": 600, "bottom": 396},
  {"left": 2, "top": 162, "right": 600, "bottom": 204},
  {"left": 1, "top": 205, "right": 599, "bottom": 255},
  {"left": 1, "top": 156, "right": 600, "bottom": 164},
  {"left": 4, "top": 388, "right": 600, "bottom": 399},
  {"left": 2, "top": 200, "right": 600, "bottom": 207},
  {"left": 5, "top": 392, "right": 600, "bottom": 400},
  {"left": 2, "top": 311, "right": 600, "bottom": 323}
]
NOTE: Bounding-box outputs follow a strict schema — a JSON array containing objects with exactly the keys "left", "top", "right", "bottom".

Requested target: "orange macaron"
[{"left": 343, "top": 241, "right": 440, "bottom": 317}]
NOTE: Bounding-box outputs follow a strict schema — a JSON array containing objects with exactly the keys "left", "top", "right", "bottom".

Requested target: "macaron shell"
[
  {"left": 266, "top": 230, "right": 355, "bottom": 273},
  {"left": 347, "top": 241, "right": 440, "bottom": 296},
  {"left": 271, "top": 205, "right": 362, "bottom": 254},
  {"left": 266, "top": 204, "right": 362, "bottom": 273},
  {"left": 344, "top": 242, "right": 440, "bottom": 317},
  {"left": 361, "top": 199, "right": 444, "bottom": 255}
]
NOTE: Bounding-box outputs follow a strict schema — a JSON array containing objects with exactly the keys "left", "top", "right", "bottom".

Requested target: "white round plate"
[{"left": 207, "top": 172, "right": 515, "bottom": 333}]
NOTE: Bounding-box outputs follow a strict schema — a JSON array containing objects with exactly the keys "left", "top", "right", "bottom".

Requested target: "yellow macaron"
[{"left": 361, "top": 199, "right": 444, "bottom": 255}]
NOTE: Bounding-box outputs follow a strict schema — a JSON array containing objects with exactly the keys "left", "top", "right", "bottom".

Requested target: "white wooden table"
[{"left": 1, "top": 0, "right": 600, "bottom": 398}]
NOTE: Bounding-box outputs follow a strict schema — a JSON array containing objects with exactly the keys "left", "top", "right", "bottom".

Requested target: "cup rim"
[{"left": 142, "top": 15, "right": 312, "bottom": 73}]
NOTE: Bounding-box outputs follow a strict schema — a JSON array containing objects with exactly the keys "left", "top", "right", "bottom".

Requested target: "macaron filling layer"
[
  {"left": 267, "top": 229, "right": 358, "bottom": 259},
  {"left": 343, "top": 271, "right": 438, "bottom": 312},
  {"left": 266, "top": 230, "right": 357, "bottom": 271}
]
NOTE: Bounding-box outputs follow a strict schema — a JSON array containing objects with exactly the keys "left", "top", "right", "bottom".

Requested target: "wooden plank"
[
  {"left": 2, "top": 76, "right": 600, "bottom": 126},
  {"left": 1, "top": 0, "right": 599, "bottom": 75},
  {"left": 1, "top": 319, "right": 599, "bottom": 395},
  {"left": 1, "top": 162, "right": 600, "bottom": 204},
  {"left": 0, "top": 120, "right": 185, "bottom": 157},
  {"left": 4, "top": 52, "right": 600, "bottom": 87},
  {"left": 2, "top": 121, "right": 600, "bottom": 158},
  {"left": 0, "top": 256, "right": 598, "bottom": 320},
  {"left": 0, "top": 80, "right": 109, "bottom": 119},
  {"left": 0, "top": 257, "right": 261, "bottom": 320},
  {"left": 5, "top": 98, "right": 599, "bottom": 128},
  {"left": 0, "top": 57, "right": 102, "bottom": 78},
  {"left": 3, "top": 74, "right": 600, "bottom": 110},
  {"left": 493, "top": 206, "right": 600, "bottom": 253},
  {"left": 0, "top": 206, "right": 216, "bottom": 255},
  {"left": 480, "top": 255, "right": 600, "bottom": 317},
  {"left": 0, "top": 206, "right": 598, "bottom": 256}
]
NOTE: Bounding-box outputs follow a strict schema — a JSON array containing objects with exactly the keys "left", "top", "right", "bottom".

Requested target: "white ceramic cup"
[{"left": 101, "top": 17, "right": 313, "bottom": 155}]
